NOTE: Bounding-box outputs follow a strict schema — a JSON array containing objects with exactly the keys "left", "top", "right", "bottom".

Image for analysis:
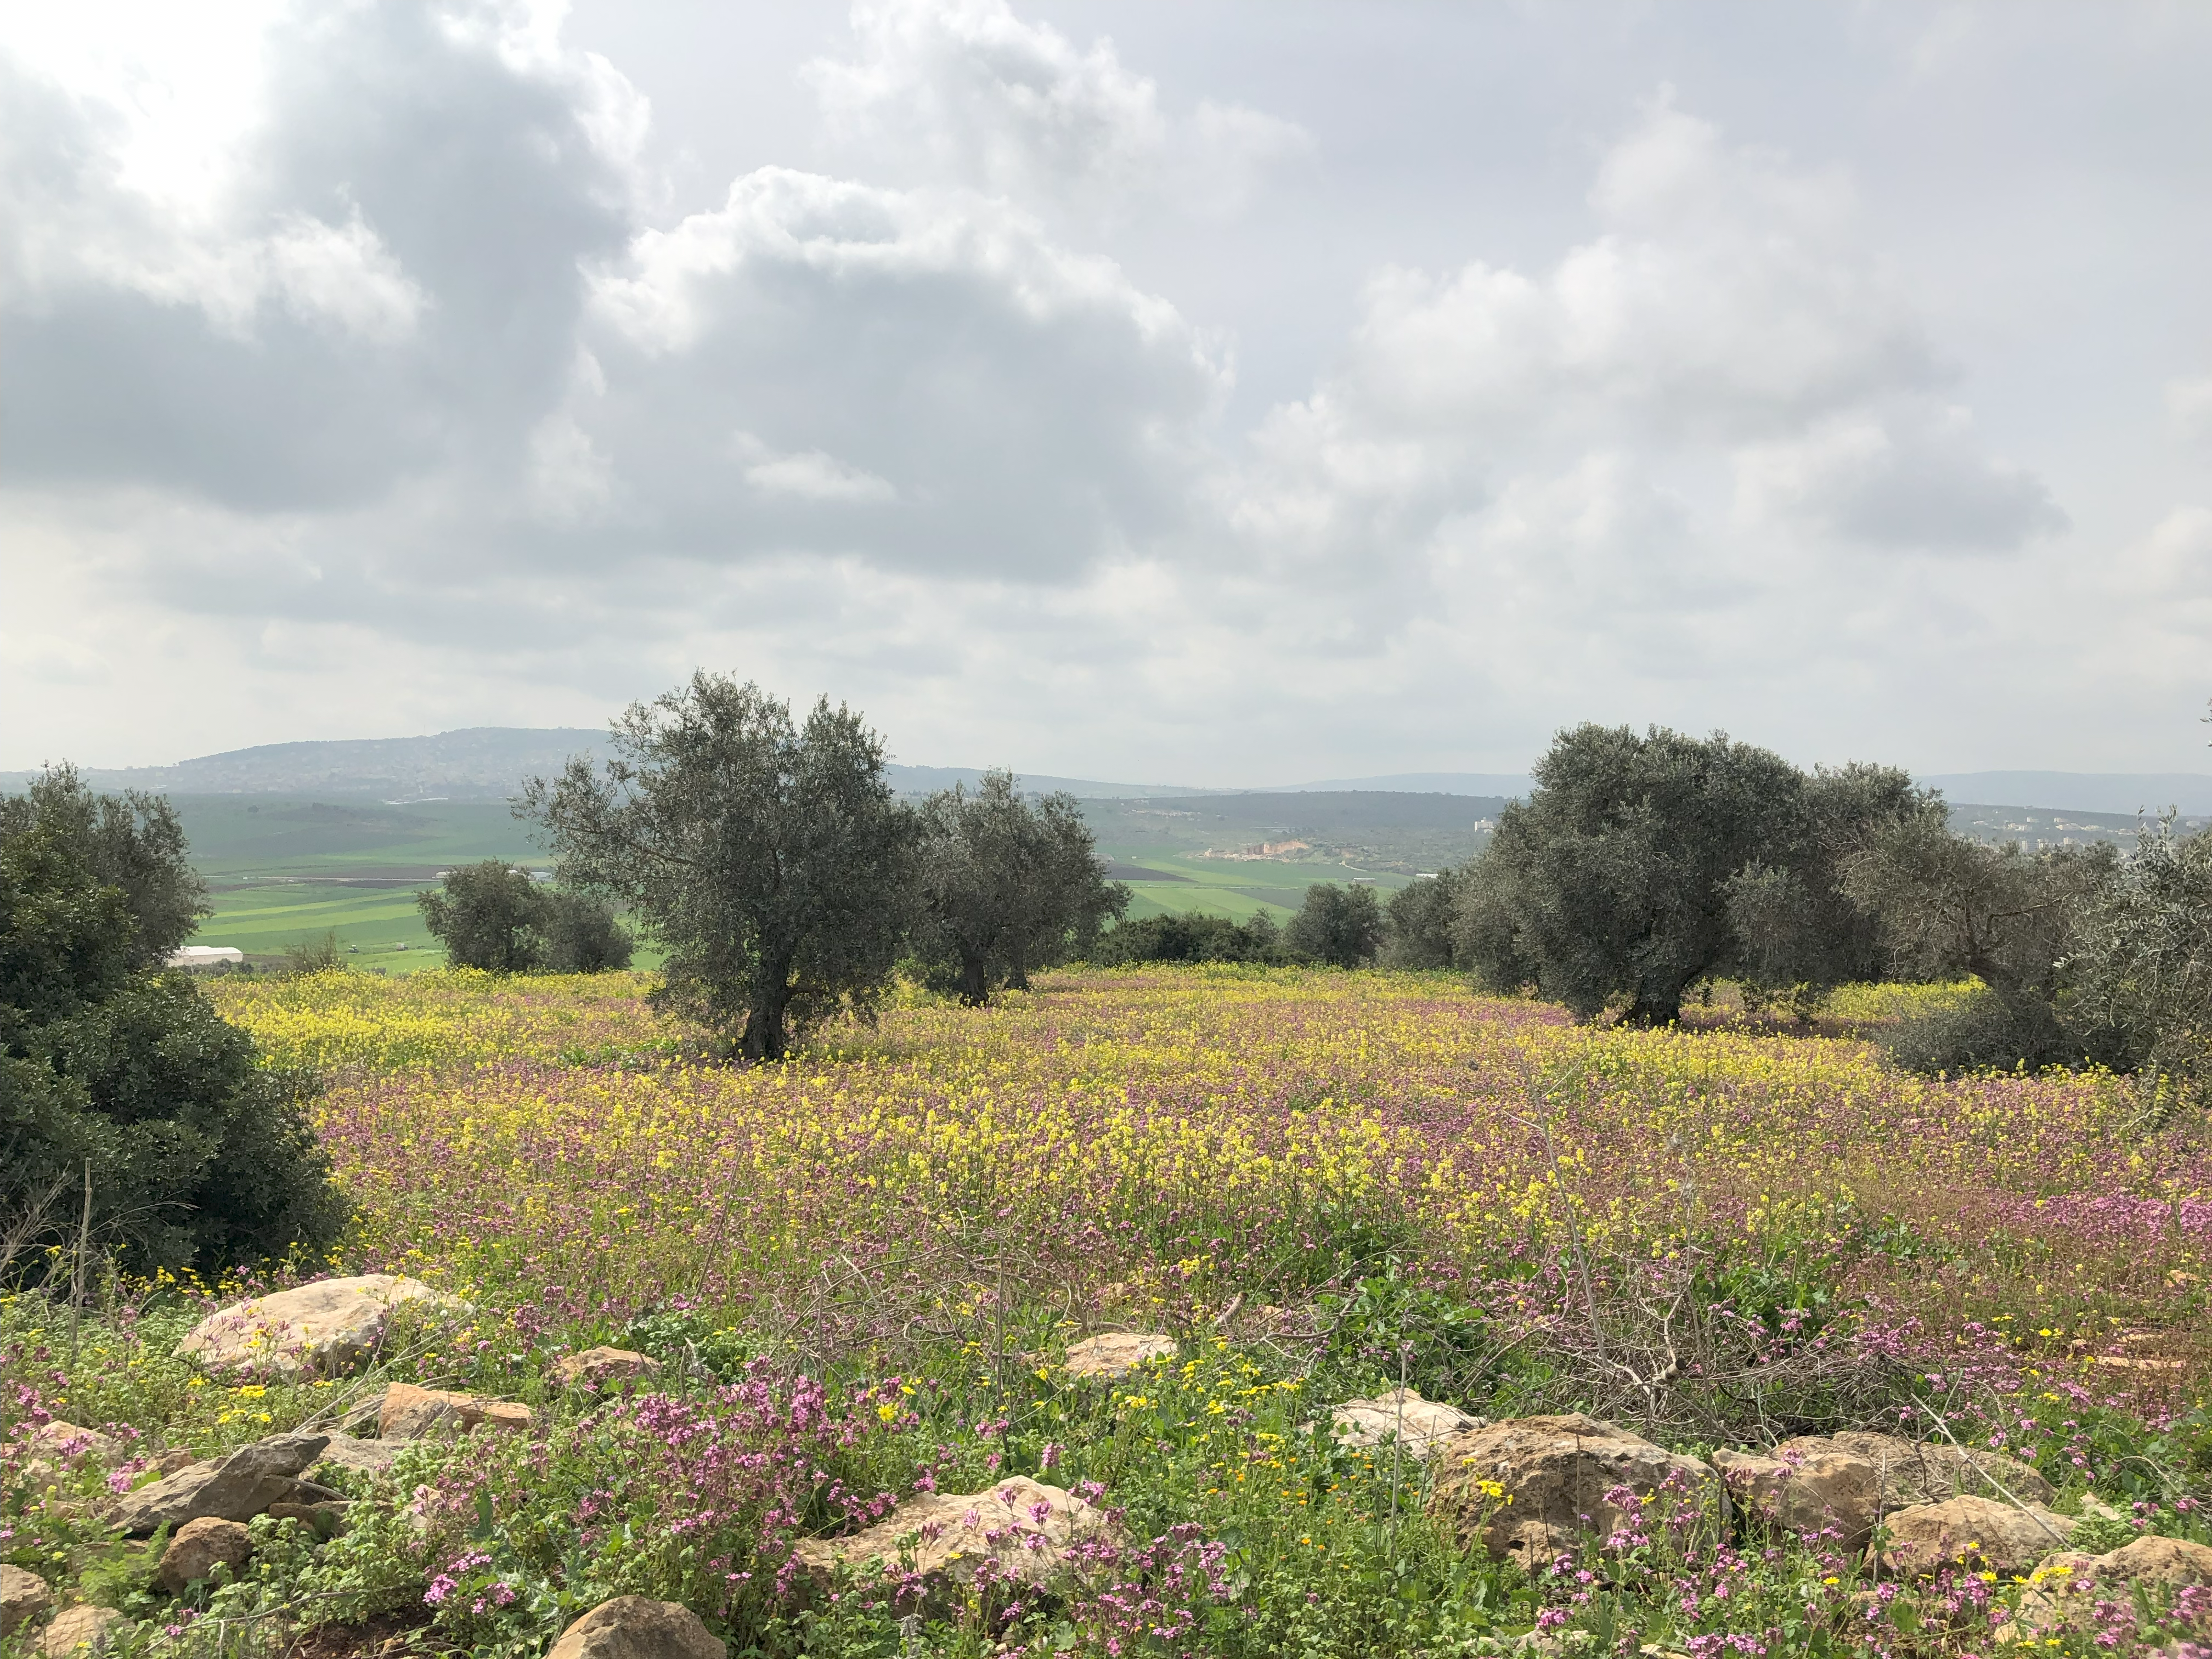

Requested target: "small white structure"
[{"left": 165, "top": 946, "right": 245, "bottom": 969}]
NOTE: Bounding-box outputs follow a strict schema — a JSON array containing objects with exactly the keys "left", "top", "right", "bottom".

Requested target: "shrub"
[
  {"left": 1091, "top": 911, "right": 1280, "bottom": 964},
  {"left": 1, "top": 773, "right": 347, "bottom": 1274},
  {"left": 1283, "top": 882, "right": 1382, "bottom": 968},
  {"left": 538, "top": 891, "right": 634, "bottom": 973}
]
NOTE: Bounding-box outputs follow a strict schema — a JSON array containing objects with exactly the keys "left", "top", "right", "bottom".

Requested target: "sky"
[{"left": 2, "top": 0, "right": 2209, "bottom": 785}]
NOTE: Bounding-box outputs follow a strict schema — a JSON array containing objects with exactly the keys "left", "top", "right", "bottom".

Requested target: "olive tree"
[
  {"left": 524, "top": 675, "right": 915, "bottom": 1062},
  {"left": 1453, "top": 724, "right": 1920, "bottom": 1024},
  {"left": 417, "top": 861, "right": 546, "bottom": 972},
  {"left": 2068, "top": 820, "right": 2212, "bottom": 1099},
  {"left": 1382, "top": 868, "right": 1467, "bottom": 969},
  {"left": 912, "top": 771, "right": 1126, "bottom": 1004},
  {"left": 1284, "top": 882, "right": 1384, "bottom": 969},
  {"left": 1842, "top": 810, "right": 2123, "bottom": 1071}
]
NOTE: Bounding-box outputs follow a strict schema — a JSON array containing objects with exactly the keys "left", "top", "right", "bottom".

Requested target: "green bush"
[{"left": 2, "top": 770, "right": 348, "bottom": 1274}]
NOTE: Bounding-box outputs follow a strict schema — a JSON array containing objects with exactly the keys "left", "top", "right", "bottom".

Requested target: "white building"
[{"left": 165, "top": 946, "right": 245, "bottom": 968}]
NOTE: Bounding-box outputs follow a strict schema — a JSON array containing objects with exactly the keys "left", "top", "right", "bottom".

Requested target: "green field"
[
  {"left": 170, "top": 789, "right": 1482, "bottom": 963},
  {"left": 173, "top": 798, "right": 545, "bottom": 969}
]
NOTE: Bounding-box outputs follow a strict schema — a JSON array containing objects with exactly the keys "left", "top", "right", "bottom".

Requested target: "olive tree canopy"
[
  {"left": 1454, "top": 725, "right": 1927, "bottom": 1024},
  {"left": 524, "top": 675, "right": 915, "bottom": 1062},
  {"left": 911, "top": 771, "right": 1126, "bottom": 1005}
]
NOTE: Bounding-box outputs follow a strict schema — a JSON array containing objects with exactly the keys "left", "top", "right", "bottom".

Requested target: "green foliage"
[
  {"left": 538, "top": 890, "right": 633, "bottom": 973},
  {"left": 1380, "top": 870, "right": 1464, "bottom": 969},
  {"left": 1092, "top": 910, "right": 1282, "bottom": 965},
  {"left": 911, "top": 772, "right": 1127, "bottom": 1005},
  {"left": 1317, "top": 1264, "right": 1497, "bottom": 1400},
  {"left": 1455, "top": 725, "right": 1928, "bottom": 1024},
  {"left": 1843, "top": 812, "right": 2140, "bottom": 1074},
  {"left": 415, "top": 863, "right": 635, "bottom": 975},
  {"left": 1283, "top": 883, "right": 1383, "bottom": 969},
  {"left": 281, "top": 928, "right": 343, "bottom": 975},
  {"left": 527, "top": 675, "right": 916, "bottom": 1062},
  {"left": 417, "top": 861, "right": 545, "bottom": 973},
  {"left": 2067, "top": 818, "right": 2212, "bottom": 1101},
  {"left": 0, "top": 778, "right": 345, "bottom": 1274},
  {"left": 0, "top": 766, "right": 208, "bottom": 972}
]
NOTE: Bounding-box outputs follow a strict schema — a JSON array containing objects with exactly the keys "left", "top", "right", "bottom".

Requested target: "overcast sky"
[{"left": 3, "top": 0, "right": 2208, "bottom": 783}]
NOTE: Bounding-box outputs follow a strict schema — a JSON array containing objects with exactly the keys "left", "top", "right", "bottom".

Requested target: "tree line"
[{"left": 1386, "top": 722, "right": 2212, "bottom": 1092}]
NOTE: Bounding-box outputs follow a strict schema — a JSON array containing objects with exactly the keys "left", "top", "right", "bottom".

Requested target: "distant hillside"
[
  {"left": 0, "top": 727, "right": 1496, "bottom": 802},
  {"left": 0, "top": 729, "right": 618, "bottom": 802},
  {"left": 1921, "top": 771, "right": 2212, "bottom": 815},
  {"left": 10, "top": 729, "right": 2205, "bottom": 816}
]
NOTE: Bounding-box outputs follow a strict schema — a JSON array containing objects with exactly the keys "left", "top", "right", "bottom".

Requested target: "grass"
[{"left": 12, "top": 967, "right": 2210, "bottom": 1657}]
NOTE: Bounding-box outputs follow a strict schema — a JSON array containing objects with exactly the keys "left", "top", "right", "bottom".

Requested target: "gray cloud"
[{"left": 0, "top": 0, "right": 2202, "bottom": 780}]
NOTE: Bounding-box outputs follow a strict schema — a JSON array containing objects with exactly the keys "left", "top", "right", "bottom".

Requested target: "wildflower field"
[{"left": 8, "top": 966, "right": 2212, "bottom": 1658}]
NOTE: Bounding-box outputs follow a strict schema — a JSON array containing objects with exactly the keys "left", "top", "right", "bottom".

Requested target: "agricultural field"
[
  {"left": 8, "top": 966, "right": 2210, "bottom": 1658},
  {"left": 171, "top": 798, "right": 549, "bottom": 969}
]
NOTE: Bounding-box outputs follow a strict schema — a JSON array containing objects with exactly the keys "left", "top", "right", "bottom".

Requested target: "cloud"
[
  {"left": 736, "top": 435, "right": 899, "bottom": 504},
  {"left": 2129, "top": 505, "right": 2212, "bottom": 594},
  {"left": 1232, "top": 95, "right": 2062, "bottom": 591},
  {"left": 1324, "top": 99, "right": 1939, "bottom": 446},
  {"left": 0, "top": 2, "right": 2143, "bottom": 782},
  {"left": 0, "top": 0, "right": 640, "bottom": 510},
  {"left": 1733, "top": 408, "right": 2067, "bottom": 551},
  {"left": 555, "top": 165, "right": 1229, "bottom": 580},
  {"left": 2169, "top": 375, "right": 2212, "bottom": 440},
  {"left": 805, "top": 0, "right": 1310, "bottom": 219}
]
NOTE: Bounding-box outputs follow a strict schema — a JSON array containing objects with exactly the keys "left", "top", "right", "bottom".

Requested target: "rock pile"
[
  {"left": 2001, "top": 1534, "right": 2212, "bottom": 1640},
  {"left": 552, "top": 1347, "right": 661, "bottom": 1389},
  {"left": 157, "top": 1517, "right": 255, "bottom": 1593},
  {"left": 379, "top": 1382, "right": 534, "bottom": 1440},
  {"left": 2, "top": 1565, "right": 52, "bottom": 1638},
  {"left": 548, "top": 1596, "right": 726, "bottom": 1659}
]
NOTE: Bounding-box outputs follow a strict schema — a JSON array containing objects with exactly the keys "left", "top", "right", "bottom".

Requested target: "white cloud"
[
  {"left": 2129, "top": 505, "right": 2212, "bottom": 593},
  {"left": 736, "top": 435, "right": 898, "bottom": 504},
  {"left": 806, "top": 0, "right": 1309, "bottom": 220},
  {"left": 568, "top": 165, "right": 1229, "bottom": 580},
  {"left": 1325, "top": 100, "right": 1938, "bottom": 445},
  {"left": 1733, "top": 408, "right": 2066, "bottom": 551},
  {"left": 2169, "top": 375, "right": 2212, "bottom": 439},
  {"left": 2, "top": 0, "right": 2192, "bottom": 782}
]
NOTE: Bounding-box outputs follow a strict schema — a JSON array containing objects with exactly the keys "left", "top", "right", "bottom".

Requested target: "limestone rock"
[
  {"left": 177, "top": 1275, "right": 461, "bottom": 1379},
  {"left": 1062, "top": 1333, "right": 1176, "bottom": 1381},
  {"left": 30, "top": 1422, "right": 122, "bottom": 1464},
  {"left": 149, "top": 1448, "right": 201, "bottom": 1477},
  {"left": 794, "top": 1475, "right": 1124, "bottom": 1590},
  {"left": 2006, "top": 1534, "right": 2212, "bottom": 1638},
  {"left": 1429, "top": 1414, "right": 1715, "bottom": 1564},
  {"left": 553, "top": 1347, "right": 662, "bottom": 1389},
  {"left": 158, "top": 1517, "right": 254, "bottom": 1592},
  {"left": 379, "top": 1382, "right": 533, "bottom": 1440},
  {"left": 311, "top": 1431, "right": 403, "bottom": 1475},
  {"left": 109, "top": 1432, "right": 332, "bottom": 1534},
  {"left": 546, "top": 1596, "right": 726, "bottom": 1659},
  {"left": 2, "top": 1565, "right": 52, "bottom": 1638},
  {"left": 40, "top": 1605, "right": 130, "bottom": 1656},
  {"left": 1712, "top": 1443, "right": 1881, "bottom": 1549},
  {"left": 1331, "top": 1388, "right": 1486, "bottom": 1460},
  {"left": 1878, "top": 1494, "right": 2075, "bottom": 1577},
  {"left": 1824, "top": 1430, "right": 2052, "bottom": 1508}
]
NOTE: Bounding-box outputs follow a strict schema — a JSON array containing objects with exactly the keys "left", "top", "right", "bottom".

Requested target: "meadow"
[{"left": 7, "top": 966, "right": 2210, "bottom": 1658}]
